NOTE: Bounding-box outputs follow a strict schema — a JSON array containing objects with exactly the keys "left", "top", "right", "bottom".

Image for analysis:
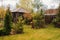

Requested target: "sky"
[
  {"left": 41, "top": 0, "right": 60, "bottom": 9},
  {"left": 0, "top": 0, "right": 60, "bottom": 10},
  {"left": 0, "top": 0, "right": 19, "bottom": 10}
]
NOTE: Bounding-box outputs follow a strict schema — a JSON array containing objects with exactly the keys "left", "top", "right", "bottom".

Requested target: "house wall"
[
  {"left": 44, "top": 9, "right": 58, "bottom": 24},
  {"left": 44, "top": 15, "right": 56, "bottom": 24},
  {"left": 12, "top": 12, "right": 33, "bottom": 24},
  {"left": 12, "top": 12, "right": 24, "bottom": 22}
]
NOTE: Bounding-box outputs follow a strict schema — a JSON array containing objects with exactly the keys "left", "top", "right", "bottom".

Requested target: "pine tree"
[
  {"left": 16, "top": 16, "right": 23, "bottom": 33},
  {"left": 4, "top": 7, "right": 12, "bottom": 35}
]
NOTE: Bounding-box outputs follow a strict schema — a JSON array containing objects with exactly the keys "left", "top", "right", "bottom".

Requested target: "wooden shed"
[
  {"left": 44, "top": 9, "right": 58, "bottom": 24},
  {"left": 11, "top": 8, "right": 31, "bottom": 22}
]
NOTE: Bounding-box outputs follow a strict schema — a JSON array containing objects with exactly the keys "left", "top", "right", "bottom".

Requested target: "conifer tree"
[
  {"left": 4, "top": 7, "right": 12, "bottom": 35},
  {"left": 16, "top": 16, "right": 23, "bottom": 33}
]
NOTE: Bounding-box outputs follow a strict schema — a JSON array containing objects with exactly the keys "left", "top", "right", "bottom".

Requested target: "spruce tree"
[
  {"left": 4, "top": 7, "right": 12, "bottom": 35},
  {"left": 16, "top": 16, "right": 23, "bottom": 33}
]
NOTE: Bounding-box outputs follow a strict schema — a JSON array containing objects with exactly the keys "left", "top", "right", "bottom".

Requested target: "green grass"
[{"left": 0, "top": 25, "right": 60, "bottom": 40}]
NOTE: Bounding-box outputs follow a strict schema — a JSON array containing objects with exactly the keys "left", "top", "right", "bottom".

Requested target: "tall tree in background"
[
  {"left": 0, "top": 6, "right": 5, "bottom": 19},
  {"left": 18, "top": 0, "right": 43, "bottom": 13},
  {"left": 16, "top": 3, "right": 20, "bottom": 8},
  {"left": 32, "top": 0, "right": 43, "bottom": 13},
  {"left": 4, "top": 7, "right": 12, "bottom": 35},
  {"left": 20, "top": 0, "right": 33, "bottom": 10}
]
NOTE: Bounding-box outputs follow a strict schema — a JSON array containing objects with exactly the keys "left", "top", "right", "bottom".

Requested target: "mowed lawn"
[{"left": 0, "top": 25, "right": 60, "bottom": 40}]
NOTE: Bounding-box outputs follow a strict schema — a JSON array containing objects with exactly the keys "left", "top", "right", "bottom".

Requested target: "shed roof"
[
  {"left": 11, "top": 8, "right": 30, "bottom": 13},
  {"left": 44, "top": 9, "right": 58, "bottom": 15}
]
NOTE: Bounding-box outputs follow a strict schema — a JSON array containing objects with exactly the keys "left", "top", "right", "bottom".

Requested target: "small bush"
[
  {"left": 0, "top": 30, "right": 3, "bottom": 36},
  {"left": 33, "top": 19, "right": 45, "bottom": 29},
  {"left": 0, "top": 29, "right": 6, "bottom": 36},
  {"left": 32, "top": 9, "right": 45, "bottom": 29},
  {"left": 24, "top": 18, "right": 32, "bottom": 25}
]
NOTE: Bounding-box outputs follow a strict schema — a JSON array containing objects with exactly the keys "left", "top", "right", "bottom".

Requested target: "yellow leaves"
[
  {"left": 0, "top": 8, "right": 6, "bottom": 18},
  {"left": 20, "top": 0, "right": 33, "bottom": 10}
]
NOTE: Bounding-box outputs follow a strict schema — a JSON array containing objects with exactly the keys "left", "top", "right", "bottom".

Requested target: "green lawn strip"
[{"left": 0, "top": 25, "right": 60, "bottom": 40}]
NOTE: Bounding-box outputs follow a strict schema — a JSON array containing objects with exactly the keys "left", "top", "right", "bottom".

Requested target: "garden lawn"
[{"left": 0, "top": 24, "right": 60, "bottom": 40}]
